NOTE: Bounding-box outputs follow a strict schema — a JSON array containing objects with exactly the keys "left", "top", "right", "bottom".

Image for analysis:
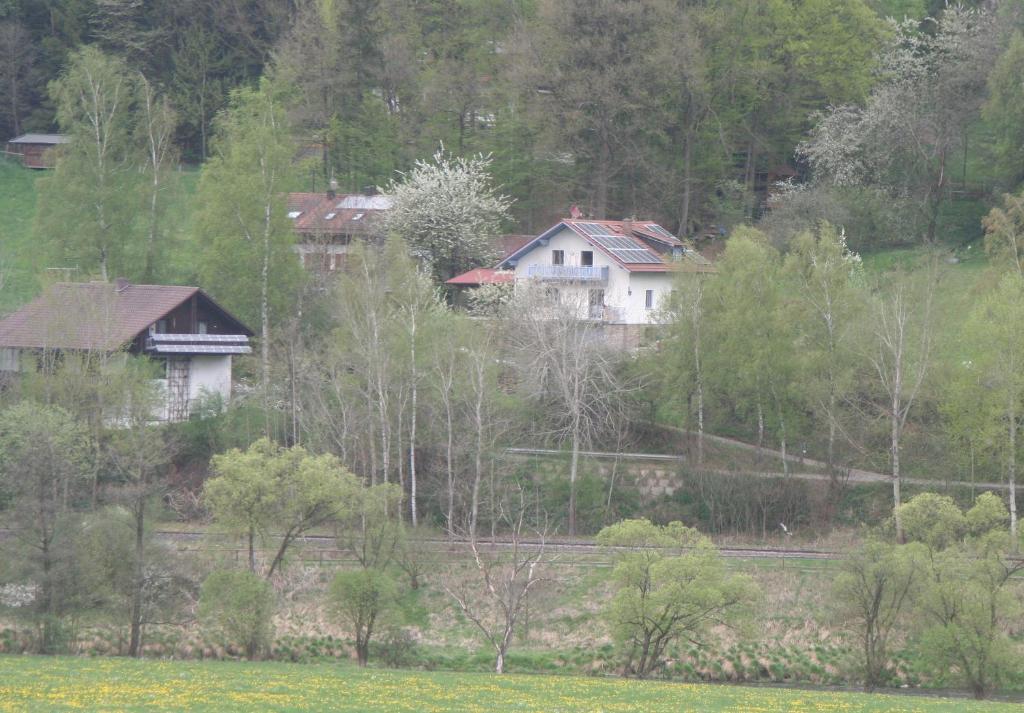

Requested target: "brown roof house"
[
  {"left": 0, "top": 280, "right": 253, "bottom": 422},
  {"left": 288, "top": 186, "right": 393, "bottom": 274},
  {"left": 5, "top": 133, "right": 69, "bottom": 168}
]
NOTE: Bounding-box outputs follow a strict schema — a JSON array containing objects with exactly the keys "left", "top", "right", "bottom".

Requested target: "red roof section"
[
  {"left": 288, "top": 192, "right": 392, "bottom": 238},
  {"left": 494, "top": 234, "right": 534, "bottom": 260},
  {"left": 446, "top": 268, "right": 515, "bottom": 286}
]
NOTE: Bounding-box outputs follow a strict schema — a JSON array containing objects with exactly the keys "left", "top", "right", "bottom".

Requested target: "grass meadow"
[{"left": 0, "top": 655, "right": 1020, "bottom": 712}]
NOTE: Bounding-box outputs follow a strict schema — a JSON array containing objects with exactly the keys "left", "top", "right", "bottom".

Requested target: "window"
[
  {"left": 197, "top": 321, "right": 208, "bottom": 335},
  {"left": 287, "top": 211, "right": 302, "bottom": 219},
  {"left": 644, "top": 289, "right": 654, "bottom": 310},
  {"left": 581, "top": 250, "right": 593, "bottom": 266},
  {"left": 552, "top": 249, "right": 564, "bottom": 265}
]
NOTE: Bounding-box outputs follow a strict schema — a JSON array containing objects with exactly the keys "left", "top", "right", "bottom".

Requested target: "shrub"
[{"left": 198, "top": 570, "right": 274, "bottom": 660}]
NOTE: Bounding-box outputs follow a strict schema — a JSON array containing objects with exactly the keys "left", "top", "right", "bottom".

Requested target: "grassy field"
[
  {"left": 0, "top": 157, "right": 42, "bottom": 313},
  {"left": 0, "top": 656, "right": 1019, "bottom": 713}
]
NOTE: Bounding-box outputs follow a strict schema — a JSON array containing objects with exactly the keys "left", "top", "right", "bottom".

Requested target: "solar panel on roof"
[
  {"left": 591, "top": 235, "right": 640, "bottom": 251},
  {"left": 150, "top": 334, "right": 250, "bottom": 343},
  {"left": 152, "top": 344, "right": 252, "bottom": 355},
  {"left": 609, "top": 249, "right": 663, "bottom": 264},
  {"left": 575, "top": 222, "right": 617, "bottom": 237},
  {"left": 647, "top": 224, "right": 675, "bottom": 239}
]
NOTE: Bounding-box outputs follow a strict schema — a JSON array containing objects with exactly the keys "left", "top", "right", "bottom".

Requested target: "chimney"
[
  {"left": 327, "top": 177, "right": 338, "bottom": 200},
  {"left": 569, "top": 204, "right": 582, "bottom": 220},
  {"left": 115, "top": 277, "right": 130, "bottom": 292}
]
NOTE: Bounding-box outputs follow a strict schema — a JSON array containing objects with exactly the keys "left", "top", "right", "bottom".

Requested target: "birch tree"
[
  {"left": 196, "top": 77, "right": 304, "bottom": 416},
  {"left": 661, "top": 274, "right": 709, "bottom": 464},
  {"left": 36, "top": 47, "right": 141, "bottom": 281},
  {"left": 868, "top": 271, "right": 935, "bottom": 542},
  {"left": 957, "top": 273, "right": 1024, "bottom": 548},
  {"left": 783, "top": 224, "right": 864, "bottom": 475},
  {"left": 136, "top": 74, "right": 179, "bottom": 283}
]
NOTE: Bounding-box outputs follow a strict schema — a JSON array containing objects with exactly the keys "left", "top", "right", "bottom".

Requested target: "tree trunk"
[
  {"left": 679, "top": 124, "right": 694, "bottom": 236},
  {"left": 568, "top": 428, "right": 580, "bottom": 537},
  {"left": 260, "top": 201, "right": 272, "bottom": 436},
  {"left": 444, "top": 396, "right": 455, "bottom": 539},
  {"left": 891, "top": 396, "right": 903, "bottom": 542},
  {"left": 248, "top": 525, "right": 256, "bottom": 573},
  {"left": 1008, "top": 395, "right": 1018, "bottom": 551},
  {"left": 409, "top": 318, "right": 418, "bottom": 527},
  {"left": 128, "top": 497, "right": 145, "bottom": 657}
]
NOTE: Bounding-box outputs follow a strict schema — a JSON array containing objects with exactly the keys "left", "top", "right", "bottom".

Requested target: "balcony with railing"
[{"left": 526, "top": 264, "right": 608, "bottom": 282}]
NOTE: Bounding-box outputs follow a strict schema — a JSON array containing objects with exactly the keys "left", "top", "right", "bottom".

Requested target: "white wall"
[
  {"left": 188, "top": 355, "right": 232, "bottom": 405},
  {"left": 511, "top": 226, "right": 674, "bottom": 325}
]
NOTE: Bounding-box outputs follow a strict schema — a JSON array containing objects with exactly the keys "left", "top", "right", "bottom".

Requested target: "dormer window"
[{"left": 288, "top": 211, "right": 302, "bottom": 219}]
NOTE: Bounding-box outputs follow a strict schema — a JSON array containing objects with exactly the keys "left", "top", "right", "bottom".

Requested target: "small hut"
[{"left": 5, "top": 134, "right": 69, "bottom": 169}]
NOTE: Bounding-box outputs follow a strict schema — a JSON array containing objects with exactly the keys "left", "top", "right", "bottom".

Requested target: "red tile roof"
[
  {"left": 0, "top": 282, "right": 249, "bottom": 351},
  {"left": 494, "top": 234, "right": 534, "bottom": 260},
  {"left": 446, "top": 268, "right": 515, "bottom": 286},
  {"left": 288, "top": 192, "right": 392, "bottom": 238}
]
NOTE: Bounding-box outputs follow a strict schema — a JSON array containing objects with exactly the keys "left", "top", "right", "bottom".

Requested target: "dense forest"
[{"left": 3, "top": 0, "right": 1023, "bottom": 241}]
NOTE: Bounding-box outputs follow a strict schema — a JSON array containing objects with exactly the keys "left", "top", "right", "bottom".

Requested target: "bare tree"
[
  {"left": 868, "top": 271, "right": 935, "bottom": 541},
  {"left": 443, "top": 487, "right": 552, "bottom": 674},
  {"left": 507, "top": 286, "right": 633, "bottom": 535}
]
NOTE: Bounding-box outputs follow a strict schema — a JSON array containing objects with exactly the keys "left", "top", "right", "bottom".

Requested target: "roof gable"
[
  {"left": 496, "top": 219, "right": 709, "bottom": 273},
  {"left": 0, "top": 282, "right": 252, "bottom": 351}
]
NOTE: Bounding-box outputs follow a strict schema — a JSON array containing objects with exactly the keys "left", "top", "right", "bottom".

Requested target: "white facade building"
[{"left": 493, "top": 219, "right": 714, "bottom": 326}]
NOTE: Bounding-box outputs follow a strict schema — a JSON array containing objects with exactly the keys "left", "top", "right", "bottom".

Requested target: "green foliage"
[
  {"left": 198, "top": 570, "right": 275, "bottom": 660},
  {"left": 897, "top": 493, "right": 967, "bottom": 551},
  {"left": 328, "top": 568, "right": 402, "bottom": 666},
  {"left": 965, "top": 492, "right": 1009, "bottom": 536},
  {"left": 204, "top": 438, "right": 359, "bottom": 577},
  {"left": 195, "top": 77, "right": 305, "bottom": 335},
  {"left": 982, "top": 190, "right": 1024, "bottom": 277},
  {"left": 34, "top": 46, "right": 142, "bottom": 281},
  {"left": 832, "top": 539, "right": 924, "bottom": 689},
  {"left": 597, "top": 519, "right": 758, "bottom": 677},
  {"left": 983, "top": 32, "right": 1024, "bottom": 183}
]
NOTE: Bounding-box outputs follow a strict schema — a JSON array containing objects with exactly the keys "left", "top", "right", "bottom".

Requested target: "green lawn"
[
  {"left": 0, "top": 157, "right": 42, "bottom": 313},
  {"left": 0, "top": 656, "right": 1018, "bottom": 712}
]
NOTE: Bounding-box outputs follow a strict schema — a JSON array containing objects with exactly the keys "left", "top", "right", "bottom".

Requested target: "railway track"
[{"left": 149, "top": 530, "right": 842, "bottom": 561}]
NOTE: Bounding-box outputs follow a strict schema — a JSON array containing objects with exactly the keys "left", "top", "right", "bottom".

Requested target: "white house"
[
  {"left": 0, "top": 280, "right": 253, "bottom": 422},
  {"left": 449, "top": 218, "right": 713, "bottom": 343}
]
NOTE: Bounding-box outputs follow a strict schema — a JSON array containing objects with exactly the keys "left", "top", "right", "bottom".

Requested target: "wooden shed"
[{"left": 5, "top": 133, "right": 69, "bottom": 168}]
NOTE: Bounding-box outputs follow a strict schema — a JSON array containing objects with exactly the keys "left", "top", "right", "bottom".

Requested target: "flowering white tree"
[
  {"left": 798, "top": 7, "right": 1002, "bottom": 243},
  {"left": 386, "top": 149, "right": 511, "bottom": 285}
]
